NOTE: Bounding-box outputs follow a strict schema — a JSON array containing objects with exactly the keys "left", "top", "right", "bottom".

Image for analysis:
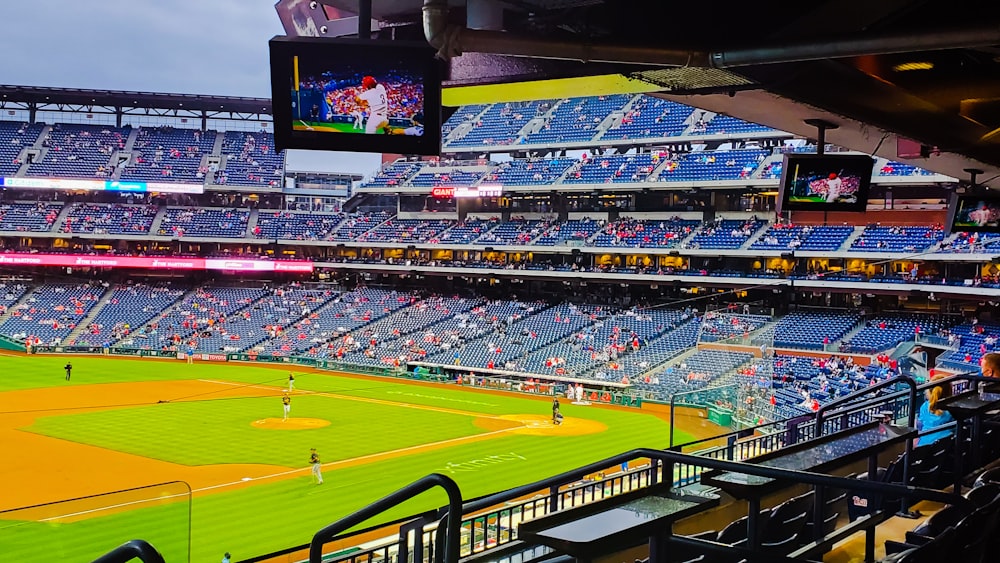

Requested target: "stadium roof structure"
[
  {"left": 0, "top": 84, "right": 271, "bottom": 119},
  {"left": 310, "top": 0, "right": 1000, "bottom": 188}
]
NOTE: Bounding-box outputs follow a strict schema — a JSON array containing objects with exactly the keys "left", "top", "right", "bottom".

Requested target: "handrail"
[
  {"left": 462, "top": 447, "right": 972, "bottom": 515},
  {"left": 309, "top": 473, "right": 462, "bottom": 563},
  {"left": 815, "top": 375, "right": 917, "bottom": 436},
  {"left": 91, "top": 540, "right": 166, "bottom": 563}
]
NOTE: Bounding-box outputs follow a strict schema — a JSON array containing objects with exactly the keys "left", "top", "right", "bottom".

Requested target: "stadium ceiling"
[{"left": 314, "top": 0, "right": 1000, "bottom": 187}]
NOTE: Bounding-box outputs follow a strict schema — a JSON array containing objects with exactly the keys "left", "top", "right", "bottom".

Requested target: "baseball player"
[
  {"left": 351, "top": 109, "right": 364, "bottom": 130},
  {"left": 282, "top": 393, "right": 291, "bottom": 421},
  {"left": 288, "top": 372, "right": 295, "bottom": 392},
  {"left": 310, "top": 448, "right": 324, "bottom": 484},
  {"left": 387, "top": 112, "right": 424, "bottom": 136},
  {"left": 355, "top": 76, "right": 388, "bottom": 134}
]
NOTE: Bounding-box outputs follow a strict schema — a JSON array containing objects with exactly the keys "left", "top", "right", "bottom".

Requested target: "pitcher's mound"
[
  {"left": 252, "top": 418, "right": 330, "bottom": 430},
  {"left": 477, "top": 414, "right": 606, "bottom": 436}
]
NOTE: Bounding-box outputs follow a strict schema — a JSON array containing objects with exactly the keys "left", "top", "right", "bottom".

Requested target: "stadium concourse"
[{"left": 2, "top": 85, "right": 1000, "bottom": 563}]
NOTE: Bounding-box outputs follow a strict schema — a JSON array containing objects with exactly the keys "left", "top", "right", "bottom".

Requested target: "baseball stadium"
[{"left": 2, "top": 2, "right": 1000, "bottom": 563}]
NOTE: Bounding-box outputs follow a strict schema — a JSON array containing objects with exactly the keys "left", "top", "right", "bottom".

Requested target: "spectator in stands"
[
  {"left": 983, "top": 352, "right": 1000, "bottom": 379},
  {"left": 916, "top": 376, "right": 953, "bottom": 446}
]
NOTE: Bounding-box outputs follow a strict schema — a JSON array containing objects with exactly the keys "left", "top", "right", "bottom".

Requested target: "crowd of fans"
[{"left": 300, "top": 71, "right": 423, "bottom": 120}]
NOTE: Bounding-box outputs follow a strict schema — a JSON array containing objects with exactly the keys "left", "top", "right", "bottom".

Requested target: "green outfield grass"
[
  {"left": 0, "top": 356, "right": 697, "bottom": 562},
  {"left": 293, "top": 120, "right": 366, "bottom": 133}
]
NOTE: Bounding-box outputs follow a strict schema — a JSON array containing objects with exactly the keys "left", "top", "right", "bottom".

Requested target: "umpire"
[{"left": 64, "top": 362, "right": 73, "bottom": 381}]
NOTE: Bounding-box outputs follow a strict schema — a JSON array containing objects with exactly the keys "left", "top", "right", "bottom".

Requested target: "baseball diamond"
[{"left": 0, "top": 354, "right": 711, "bottom": 562}]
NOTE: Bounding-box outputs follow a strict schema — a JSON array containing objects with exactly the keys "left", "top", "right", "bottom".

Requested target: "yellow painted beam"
[{"left": 442, "top": 74, "right": 663, "bottom": 106}]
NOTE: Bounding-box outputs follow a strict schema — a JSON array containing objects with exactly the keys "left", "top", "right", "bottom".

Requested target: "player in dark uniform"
[
  {"left": 310, "top": 448, "right": 324, "bottom": 484},
  {"left": 552, "top": 397, "right": 561, "bottom": 425},
  {"left": 64, "top": 362, "right": 73, "bottom": 381}
]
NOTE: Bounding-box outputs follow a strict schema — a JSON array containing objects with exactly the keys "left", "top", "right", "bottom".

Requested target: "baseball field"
[
  {"left": 293, "top": 120, "right": 366, "bottom": 133},
  {"left": 0, "top": 354, "right": 712, "bottom": 562}
]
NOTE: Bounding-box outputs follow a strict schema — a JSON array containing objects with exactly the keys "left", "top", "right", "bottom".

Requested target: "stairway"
[
  {"left": 245, "top": 209, "right": 260, "bottom": 239},
  {"left": 112, "top": 286, "right": 201, "bottom": 347},
  {"left": 32, "top": 125, "right": 53, "bottom": 149},
  {"left": 839, "top": 226, "right": 866, "bottom": 251},
  {"left": 751, "top": 153, "right": 783, "bottom": 179},
  {"left": 51, "top": 203, "right": 77, "bottom": 234},
  {"left": 211, "top": 131, "right": 226, "bottom": 155},
  {"left": 680, "top": 110, "right": 715, "bottom": 135},
  {"left": 0, "top": 285, "right": 37, "bottom": 327},
  {"left": 148, "top": 206, "right": 169, "bottom": 236},
  {"left": 739, "top": 224, "right": 772, "bottom": 250},
  {"left": 834, "top": 319, "right": 867, "bottom": 350},
  {"left": 63, "top": 285, "right": 117, "bottom": 345},
  {"left": 122, "top": 127, "right": 141, "bottom": 152}
]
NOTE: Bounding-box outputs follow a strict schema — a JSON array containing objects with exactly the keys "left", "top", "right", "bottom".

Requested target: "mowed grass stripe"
[{"left": 24, "top": 395, "right": 488, "bottom": 467}]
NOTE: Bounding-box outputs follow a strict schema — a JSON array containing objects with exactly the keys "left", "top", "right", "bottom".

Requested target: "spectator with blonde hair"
[{"left": 916, "top": 376, "right": 953, "bottom": 446}]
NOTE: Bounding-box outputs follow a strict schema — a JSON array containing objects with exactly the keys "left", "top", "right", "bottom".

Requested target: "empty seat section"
[
  {"left": 685, "top": 219, "right": 766, "bottom": 249},
  {"left": 850, "top": 225, "right": 945, "bottom": 252},
  {"left": 216, "top": 131, "right": 283, "bottom": 187},
  {"left": 0, "top": 202, "right": 61, "bottom": 232},
  {"left": 844, "top": 315, "right": 952, "bottom": 353},
  {"left": 0, "top": 284, "right": 107, "bottom": 345},
  {"left": 70, "top": 284, "right": 186, "bottom": 346},
  {"left": 563, "top": 153, "right": 658, "bottom": 184},
  {"left": 122, "top": 286, "right": 269, "bottom": 352},
  {"left": 695, "top": 115, "right": 775, "bottom": 135},
  {"left": 408, "top": 170, "right": 483, "bottom": 187},
  {"left": 0, "top": 122, "right": 44, "bottom": 176},
  {"left": 521, "top": 95, "right": 632, "bottom": 144},
  {"left": 532, "top": 219, "right": 601, "bottom": 246},
  {"left": 159, "top": 207, "right": 250, "bottom": 238},
  {"left": 654, "top": 149, "right": 769, "bottom": 182},
  {"left": 27, "top": 123, "right": 130, "bottom": 178},
  {"left": 254, "top": 211, "right": 344, "bottom": 240},
  {"left": 362, "top": 218, "right": 457, "bottom": 243},
  {"left": 751, "top": 224, "right": 855, "bottom": 251},
  {"left": 592, "top": 218, "right": 699, "bottom": 249},
  {"left": 446, "top": 100, "right": 553, "bottom": 147},
  {"left": 477, "top": 219, "right": 553, "bottom": 246},
  {"left": 60, "top": 203, "right": 158, "bottom": 235},
  {"left": 483, "top": 158, "right": 575, "bottom": 186},
  {"left": 772, "top": 312, "right": 860, "bottom": 350},
  {"left": 121, "top": 126, "right": 216, "bottom": 183},
  {"left": 359, "top": 162, "right": 422, "bottom": 188},
  {"left": 601, "top": 96, "right": 693, "bottom": 140}
]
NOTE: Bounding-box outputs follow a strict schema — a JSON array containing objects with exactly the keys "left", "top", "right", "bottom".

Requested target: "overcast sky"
[{"left": 0, "top": 0, "right": 284, "bottom": 97}]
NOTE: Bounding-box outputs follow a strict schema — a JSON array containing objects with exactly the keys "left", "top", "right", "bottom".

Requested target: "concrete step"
[{"left": 64, "top": 285, "right": 117, "bottom": 344}]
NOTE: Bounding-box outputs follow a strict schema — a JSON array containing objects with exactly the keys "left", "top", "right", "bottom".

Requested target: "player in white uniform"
[
  {"left": 351, "top": 110, "right": 364, "bottom": 130},
  {"left": 356, "top": 76, "right": 389, "bottom": 134},
  {"left": 825, "top": 173, "right": 843, "bottom": 202},
  {"left": 389, "top": 112, "right": 424, "bottom": 136}
]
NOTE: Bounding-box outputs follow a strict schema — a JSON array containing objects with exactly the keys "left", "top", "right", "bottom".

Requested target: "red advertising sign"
[
  {"left": 431, "top": 186, "right": 455, "bottom": 199},
  {"left": 0, "top": 253, "right": 313, "bottom": 273}
]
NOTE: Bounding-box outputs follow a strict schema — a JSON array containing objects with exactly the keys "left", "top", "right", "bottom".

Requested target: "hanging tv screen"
[
  {"left": 778, "top": 154, "right": 874, "bottom": 212},
  {"left": 269, "top": 36, "right": 443, "bottom": 155},
  {"left": 947, "top": 193, "right": 1000, "bottom": 233}
]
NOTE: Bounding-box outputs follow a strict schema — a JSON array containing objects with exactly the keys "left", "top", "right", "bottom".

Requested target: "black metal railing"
[
  {"left": 327, "top": 447, "right": 973, "bottom": 563},
  {"left": 91, "top": 540, "right": 166, "bottom": 563},
  {"left": 815, "top": 375, "right": 918, "bottom": 436},
  {"left": 309, "top": 473, "right": 463, "bottom": 563}
]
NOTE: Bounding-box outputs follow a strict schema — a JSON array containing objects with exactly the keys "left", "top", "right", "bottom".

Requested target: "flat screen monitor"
[
  {"left": 947, "top": 193, "right": 1000, "bottom": 233},
  {"left": 779, "top": 154, "right": 874, "bottom": 212},
  {"left": 269, "top": 36, "right": 443, "bottom": 155}
]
